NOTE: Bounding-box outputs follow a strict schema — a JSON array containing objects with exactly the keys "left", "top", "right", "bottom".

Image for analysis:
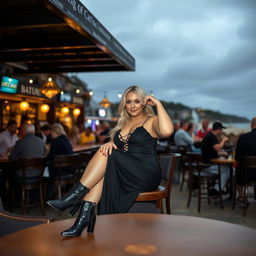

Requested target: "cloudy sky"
[{"left": 79, "top": 0, "right": 256, "bottom": 119}]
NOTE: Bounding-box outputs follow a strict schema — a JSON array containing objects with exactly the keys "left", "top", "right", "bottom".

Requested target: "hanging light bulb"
[
  {"left": 73, "top": 108, "right": 81, "bottom": 117},
  {"left": 40, "top": 104, "right": 50, "bottom": 113},
  {"left": 40, "top": 77, "right": 60, "bottom": 99},
  {"left": 20, "top": 100, "right": 29, "bottom": 111},
  {"left": 61, "top": 106, "right": 70, "bottom": 114},
  {"left": 99, "top": 92, "right": 111, "bottom": 108},
  {"left": 89, "top": 90, "right": 94, "bottom": 96},
  {"left": 118, "top": 92, "right": 122, "bottom": 99}
]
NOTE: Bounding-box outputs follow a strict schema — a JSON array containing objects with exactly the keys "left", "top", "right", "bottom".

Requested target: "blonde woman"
[{"left": 47, "top": 86, "right": 174, "bottom": 237}]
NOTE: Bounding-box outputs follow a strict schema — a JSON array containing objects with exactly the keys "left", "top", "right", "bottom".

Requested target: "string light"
[
  {"left": 73, "top": 108, "right": 81, "bottom": 116},
  {"left": 61, "top": 106, "right": 70, "bottom": 114},
  {"left": 40, "top": 104, "right": 50, "bottom": 113},
  {"left": 20, "top": 100, "right": 29, "bottom": 111}
]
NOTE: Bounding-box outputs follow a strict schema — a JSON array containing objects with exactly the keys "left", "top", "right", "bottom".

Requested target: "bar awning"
[{"left": 0, "top": 0, "right": 135, "bottom": 74}]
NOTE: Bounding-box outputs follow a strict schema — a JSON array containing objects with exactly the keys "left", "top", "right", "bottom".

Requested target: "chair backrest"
[
  {"left": 159, "top": 153, "right": 181, "bottom": 194},
  {"left": 241, "top": 155, "right": 256, "bottom": 169},
  {"left": 241, "top": 156, "right": 256, "bottom": 183},
  {"left": 177, "top": 145, "right": 191, "bottom": 155},
  {"left": 17, "top": 157, "right": 47, "bottom": 183},
  {"left": 79, "top": 151, "right": 95, "bottom": 164},
  {"left": 0, "top": 210, "right": 53, "bottom": 237},
  {"left": 187, "top": 152, "right": 202, "bottom": 165},
  {"left": 186, "top": 152, "right": 213, "bottom": 176},
  {"left": 51, "top": 153, "right": 80, "bottom": 168},
  {"left": 18, "top": 157, "right": 47, "bottom": 170},
  {"left": 50, "top": 153, "right": 81, "bottom": 179}
]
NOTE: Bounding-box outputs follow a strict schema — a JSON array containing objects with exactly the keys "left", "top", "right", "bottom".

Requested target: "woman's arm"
[{"left": 144, "top": 95, "right": 174, "bottom": 138}]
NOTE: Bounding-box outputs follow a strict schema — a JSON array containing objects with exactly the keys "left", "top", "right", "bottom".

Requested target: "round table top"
[{"left": 0, "top": 214, "right": 255, "bottom": 256}]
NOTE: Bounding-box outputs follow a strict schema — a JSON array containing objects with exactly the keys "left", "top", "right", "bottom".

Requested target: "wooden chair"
[
  {"left": 0, "top": 210, "right": 53, "bottom": 237},
  {"left": 233, "top": 155, "right": 256, "bottom": 216},
  {"left": 76, "top": 151, "right": 95, "bottom": 181},
  {"left": 135, "top": 153, "right": 181, "bottom": 214},
  {"left": 49, "top": 153, "right": 81, "bottom": 199},
  {"left": 16, "top": 157, "right": 47, "bottom": 215},
  {"left": 186, "top": 152, "right": 224, "bottom": 212},
  {"left": 176, "top": 145, "right": 191, "bottom": 191}
]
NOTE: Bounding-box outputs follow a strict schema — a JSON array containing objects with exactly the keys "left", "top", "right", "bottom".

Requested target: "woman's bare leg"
[
  {"left": 83, "top": 178, "right": 104, "bottom": 204},
  {"left": 80, "top": 149, "right": 108, "bottom": 189}
]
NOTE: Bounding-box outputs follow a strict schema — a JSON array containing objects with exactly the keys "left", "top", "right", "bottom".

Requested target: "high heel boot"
[
  {"left": 46, "top": 182, "right": 89, "bottom": 215},
  {"left": 61, "top": 201, "right": 96, "bottom": 237}
]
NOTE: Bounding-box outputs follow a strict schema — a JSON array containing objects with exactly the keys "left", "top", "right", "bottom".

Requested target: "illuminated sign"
[{"left": 0, "top": 76, "right": 18, "bottom": 93}]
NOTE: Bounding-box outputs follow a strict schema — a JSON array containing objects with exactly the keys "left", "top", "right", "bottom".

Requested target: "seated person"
[
  {"left": 0, "top": 120, "right": 19, "bottom": 158},
  {"left": 195, "top": 120, "right": 211, "bottom": 143},
  {"left": 47, "top": 123, "right": 73, "bottom": 179},
  {"left": 235, "top": 117, "right": 256, "bottom": 204},
  {"left": 174, "top": 121, "right": 193, "bottom": 151},
  {"left": 35, "top": 124, "right": 52, "bottom": 154},
  {"left": 201, "top": 121, "right": 230, "bottom": 194},
  {"left": 96, "top": 121, "right": 111, "bottom": 143},
  {"left": 80, "top": 127, "right": 96, "bottom": 144},
  {"left": 9, "top": 123, "right": 44, "bottom": 181}
]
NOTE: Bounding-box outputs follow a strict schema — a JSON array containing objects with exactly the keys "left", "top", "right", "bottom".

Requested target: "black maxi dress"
[{"left": 98, "top": 120, "right": 161, "bottom": 214}]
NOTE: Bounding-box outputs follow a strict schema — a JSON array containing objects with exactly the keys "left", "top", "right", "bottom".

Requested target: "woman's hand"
[
  {"left": 100, "top": 142, "right": 118, "bottom": 156},
  {"left": 144, "top": 95, "right": 160, "bottom": 107}
]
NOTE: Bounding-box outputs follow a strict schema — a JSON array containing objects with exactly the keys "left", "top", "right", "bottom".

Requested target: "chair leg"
[
  {"left": 243, "top": 186, "right": 247, "bottom": 217},
  {"left": 21, "top": 188, "right": 25, "bottom": 212},
  {"left": 187, "top": 181, "right": 193, "bottom": 207},
  {"left": 180, "top": 169, "right": 185, "bottom": 191},
  {"left": 40, "top": 183, "right": 45, "bottom": 216},
  {"left": 254, "top": 183, "right": 256, "bottom": 200},
  {"left": 218, "top": 177, "right": 224, "bottom": 210},
  {"left": 207, "top": 181, "right": 211, "bottom": 205},
  {"left": 58, "top": 184, "right": 61, "bottom": 199},
  {"left": 198, "top": 180, "right": 201, "bottom": 212},
  {"left": 166, "top": 197, "right": 171, "bottom": 214},
  {"left": 232, "top": 178, "right": 237, "bottom": 210},
  {"left": 156, "top": 200, "right": 164, "bottom": 214}
]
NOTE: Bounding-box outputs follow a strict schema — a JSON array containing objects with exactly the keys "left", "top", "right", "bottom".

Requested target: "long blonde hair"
[
  {"left": 51, "top": 123, "right": 67, "bottom": 137},
  {"left": 109, "top": 86, "right": 155, "bottom": 140}
]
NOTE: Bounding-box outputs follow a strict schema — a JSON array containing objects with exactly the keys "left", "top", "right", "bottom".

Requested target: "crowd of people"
[
  {"left": 157, "top": 117, "right": 256, "bottom": 202},
  {"left": 0, "top": 119, "right": 112, "bottom": 182},
  {"left": 0, "top": 120, "right": 111, "bottom": 158}
]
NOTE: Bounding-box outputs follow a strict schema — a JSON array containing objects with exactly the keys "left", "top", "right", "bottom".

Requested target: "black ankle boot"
[
  {"left": 61, "top": 201, "right": 96, "bottom": 237},
  {"left": 47, "top": 183, "right": 89, "bottom": 215}
]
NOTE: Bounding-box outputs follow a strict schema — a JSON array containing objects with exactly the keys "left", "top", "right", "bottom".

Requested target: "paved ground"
[{"left": 170, "top": 183, "right": 256, "bottom": 229}]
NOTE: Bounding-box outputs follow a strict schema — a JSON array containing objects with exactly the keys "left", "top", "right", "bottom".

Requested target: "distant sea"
[{"left": 223, "top": 122, "right": 250, "bottom": 129}]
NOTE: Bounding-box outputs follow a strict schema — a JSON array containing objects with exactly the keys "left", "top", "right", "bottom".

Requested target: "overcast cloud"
[{"left": 79, "top": 0, "right": 256, "bottom": 119}]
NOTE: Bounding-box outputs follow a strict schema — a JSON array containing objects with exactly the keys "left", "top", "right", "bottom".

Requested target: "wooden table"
[
  {"left": 0, "top": 213, "right": 255, "bottom": 256},
  {"left": 211, "top": 158, "right": 236, "bottom": 199},
  {"left": 73, "top": 144, "right": 102, "bottom": 153}
]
